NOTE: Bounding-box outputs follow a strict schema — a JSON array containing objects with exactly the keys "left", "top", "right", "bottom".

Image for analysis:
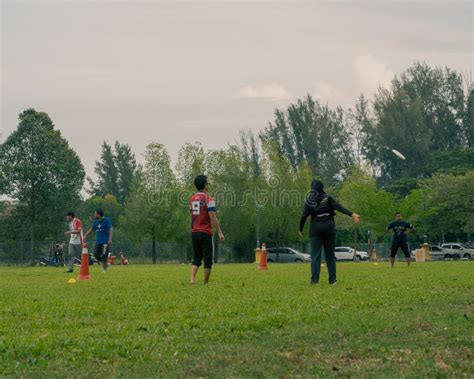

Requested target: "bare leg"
[
  {"left": 406, "top": 258, "right": 411, "bottom": 267},
  {"left": 390, "top": 257, "right": 395, "bottom": 268},
  {"left": 203, "top": 268, "right": 211, "bottom": 284},
  {"left": 102, "top": 245, "right": 109, "bottom": 272},
  {"left": 191, "top": 265, "right": 199, "bottom": 284}
]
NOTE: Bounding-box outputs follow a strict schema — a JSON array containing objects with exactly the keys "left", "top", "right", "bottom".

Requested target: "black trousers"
[
  {"left": 390, "top": 240, "right": 410, "bottom": 258},
  {"left": 310, "top": 233, "right": 336, "bottom": 284},
  {"left": 192, "top": 232, "right": 213, "bottom": 269}
]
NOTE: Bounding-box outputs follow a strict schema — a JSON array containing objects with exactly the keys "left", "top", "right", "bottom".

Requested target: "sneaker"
[
  {"left": 329, "top": 281, "right": 337, "bottom": 286},
  {"left": 65, "top": 269, "right": 73, "bottom": 273},
  {"left": 102, "top": 269, "right": 107, "bottom": 274},
  {"left": 310, "top": 281, "right": 319, "bottom": 285}
]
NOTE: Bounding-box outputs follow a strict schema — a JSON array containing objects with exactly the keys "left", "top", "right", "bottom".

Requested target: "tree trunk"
[{"left": 152, "top": 227, "right": 157, "bottom": 264}]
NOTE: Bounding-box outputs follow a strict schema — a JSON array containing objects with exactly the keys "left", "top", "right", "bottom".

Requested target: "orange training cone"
[
  {"left": 78, "top": 243, "right": 91, "bottom": 280},
  {"left": 259, "top": 243, "right": 268, "bottom": 271}
]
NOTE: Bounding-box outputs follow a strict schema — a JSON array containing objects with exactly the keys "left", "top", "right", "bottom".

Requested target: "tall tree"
[
  {"left": 114, "top": 142, "right": 139, "bottom": 204},
  {"left": 337, "top": 167, "right": 396, "bottom": 240},
  {"left": 259, "top": 141, "right": 312, "bottom": 257},
  {"left": 261, "top": 95, "right": 354, "bottom": 185},
  {"left": 363, "top": 62, "right": 466, "bottom": 184},
  {"left": 175, "top": 142, "right": 205, "bottom": 186},
  {"left": 120, "top": 144, "right": 180, "bottom": 252},
  {"left": 88, "top": 141, "right": 138, "bottom": 204},
  {"left": 0, "top": 109, "right": 84, "bottom": 255},
  {"left": 463, "top": 84, "right": 474, "bottom": 147}
]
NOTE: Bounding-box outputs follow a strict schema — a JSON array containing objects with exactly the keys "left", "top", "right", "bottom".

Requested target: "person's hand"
[
  {"left": 218, "top": 230, "right": 225, "bottom": 242},
  {"left": 352, "top": 213, "right": 361, "bottom": 224},
  {"left": 108, "top": 239, "right": 113, "bottom": 246},
  {"left": 64, "top": 231, "right": 70, "bottom": 236},
  {"left": 298, "top": 231, "right": 304, "bottom": 239}
]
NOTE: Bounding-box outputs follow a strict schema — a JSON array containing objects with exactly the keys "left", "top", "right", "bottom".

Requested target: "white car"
[
  {"left": 335, "top": 247, "right": 369, "bottom": 262},
  {"left": 441, "top": 243, "right": 474, "bottom": 259}
]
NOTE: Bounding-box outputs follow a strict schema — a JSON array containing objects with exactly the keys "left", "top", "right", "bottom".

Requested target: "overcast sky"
[{"left": 1, "top": 0, "right": 472, "bottom": 178}]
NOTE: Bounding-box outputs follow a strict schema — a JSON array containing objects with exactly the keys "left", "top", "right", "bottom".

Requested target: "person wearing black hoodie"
[{"left": 299, "top": 180, "right": 360, "bottom": 285}]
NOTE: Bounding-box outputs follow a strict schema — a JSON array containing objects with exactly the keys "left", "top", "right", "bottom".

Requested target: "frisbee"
[{"left": 391, "top": 149, "right": 406, "bottom": 160}]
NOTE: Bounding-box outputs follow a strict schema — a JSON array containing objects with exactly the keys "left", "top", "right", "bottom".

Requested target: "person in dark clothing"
[
  {"left": 299, "top": 180, "right": 360, "bottom": 285},
  {"left": 387, "top": 212, "right": 414, "bottom": 268}
]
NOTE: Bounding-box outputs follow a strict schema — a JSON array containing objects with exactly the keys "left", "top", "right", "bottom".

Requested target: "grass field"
[{"left": 0, "top": 262, "right": 473, "bottom": 378}]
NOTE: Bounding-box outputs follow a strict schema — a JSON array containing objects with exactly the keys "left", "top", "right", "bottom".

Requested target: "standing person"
[
  {"left": 84, "top": 210, "right": 113, "bottom": 273},
  {"left": 189, "top": 175, "right": 225, "bottom": 285},
  {"left": 65, "top": 211, "right": 82, "bottom": 273},
  {"left": 299, "top": 180, "right": 360, "bottom": 285},
  {"left": 387, "top": 212, "right": 414, "bottom": 268}
]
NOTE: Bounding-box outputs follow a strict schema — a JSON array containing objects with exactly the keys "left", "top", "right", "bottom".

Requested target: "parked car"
[
  {"left": 266, "top": 247, "right": 311, "bottom": 263},
  {"left": 428, "top": 245, "right": 458, "bottom": 260},
  {"left": 334, "top": 247, "right": 369, "bottom": 262},
  {"left": 441, "top": 243, "right": 474, "bottom": 259}
]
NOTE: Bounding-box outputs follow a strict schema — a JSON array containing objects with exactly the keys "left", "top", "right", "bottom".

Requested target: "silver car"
[
  {"left": 428, "top": 245, "right": 458, "bottom": 260},
  {"left": 266, "top": 247, "right": 311, "bottom": 263},
  {"left": 441, "top": 243, "right": 474, "bottom": 259}
]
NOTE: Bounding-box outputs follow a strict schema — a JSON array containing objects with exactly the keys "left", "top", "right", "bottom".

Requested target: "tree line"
[{"left": 1, "top": 62, "right": 473, "bottom": 261}]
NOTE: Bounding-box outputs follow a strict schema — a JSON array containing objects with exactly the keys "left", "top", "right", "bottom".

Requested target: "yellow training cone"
[
  {"left": 373, "top": 263, "right": 379, "bottom": 266},
  {"left": 68, "top": 278, "right": 77, "bottom": 284}
]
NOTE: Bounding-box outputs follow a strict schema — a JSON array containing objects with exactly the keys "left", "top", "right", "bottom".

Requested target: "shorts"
[
  {"left": 390, "top": 241, "right": 410, "bottom": 258},
  {"left": 94, "top": 244, "right": 111, "bottom": 262},
  {"left": 192, "top": 232, "right": 213, "bottom": 269}
]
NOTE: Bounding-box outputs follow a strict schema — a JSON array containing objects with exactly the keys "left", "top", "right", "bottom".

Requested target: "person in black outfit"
[
  {"left": 387, "top": 212, "right": 414, "bottom": 268},
  {"left": 299, "top": 180, "right": 360, "bottom": 285}
]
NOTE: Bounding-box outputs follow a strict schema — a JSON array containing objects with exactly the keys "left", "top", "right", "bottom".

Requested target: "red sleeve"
[{"left": 73, "top": 219, "right": 82, "bottom": 230}]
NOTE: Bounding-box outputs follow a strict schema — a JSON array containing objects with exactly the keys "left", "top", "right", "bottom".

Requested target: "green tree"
[
  {"left": 420, "top": 172, "right": 474, "bottom": 243},
  {"left": 426, "top": 148, "right": 474, "bottom": 175},
  {"left": 120, "top": 143, "right": 180, "bottom": 262},
  {"left": 464, "top": 84, "right": 474, "bottom": 147},
  {"left": 205, "top": 146, "right": 257, "bottom": 262},
  {"left": 175, "top": 142, "right": 205, "bottom": 186},
  {"left": 79, "top": 194, "right": 124, "bottom": 231},
  {"left": 259, "top": 142, "right": 312, "bottom": 259},
  {"left": 261, "top": 95, "right": 354, "bottom": 185},
  {"left": 364, "top": 62, "right": 466, "bottom": 184},
  {"left": 0, "top": 109, "right": 84, "bottom": 255},
  {"left": 88, "top": 141, "right": 138, "bottom": 204},
  {"left": 337, "top": 167, "right": 396, "bottom": 241}
]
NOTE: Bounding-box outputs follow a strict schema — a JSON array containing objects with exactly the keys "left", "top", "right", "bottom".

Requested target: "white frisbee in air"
[{"left": 391, "top": 149, "right": 406, "bottom": 160}]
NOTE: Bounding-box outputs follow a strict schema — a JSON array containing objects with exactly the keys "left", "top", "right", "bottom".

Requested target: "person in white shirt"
[{"left": 64, "top": 211, "right": 83, "bottom": 273}]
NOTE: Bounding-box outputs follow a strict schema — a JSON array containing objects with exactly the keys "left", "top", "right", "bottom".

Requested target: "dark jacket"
[{"left": 299, "top": 180, "right": 353, "bottom": 236}]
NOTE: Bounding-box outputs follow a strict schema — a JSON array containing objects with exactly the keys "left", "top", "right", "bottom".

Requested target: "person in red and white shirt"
[
  {"left": 189, "top": 175, "right": 224, "bottom": 284},
  {"left": 64, "top": 211, "right": 83, "bottom": 273}
]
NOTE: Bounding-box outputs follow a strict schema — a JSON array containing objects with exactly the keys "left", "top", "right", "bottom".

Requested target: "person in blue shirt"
[
  {"left": 387, "top": 212, "right": 414, "bottom": 268},
  {"left": 84, "top": 210, "right": 113, "bottom": 273}
]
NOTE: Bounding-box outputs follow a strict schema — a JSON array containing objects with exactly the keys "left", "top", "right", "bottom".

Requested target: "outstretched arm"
[
  {"left": 83, "top": 228, "right": 93, "bottom": 240},
  {"left": 329, "top": 196, "right": 360, "bottom": 224}
]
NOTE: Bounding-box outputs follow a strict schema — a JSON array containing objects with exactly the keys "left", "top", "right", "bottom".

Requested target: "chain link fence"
[
  {"left": 0, "top": 239, "right": 426, "bottom": 266},
  {"left": 0, "top": 240, "right": 251, "bottom": 266}
]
